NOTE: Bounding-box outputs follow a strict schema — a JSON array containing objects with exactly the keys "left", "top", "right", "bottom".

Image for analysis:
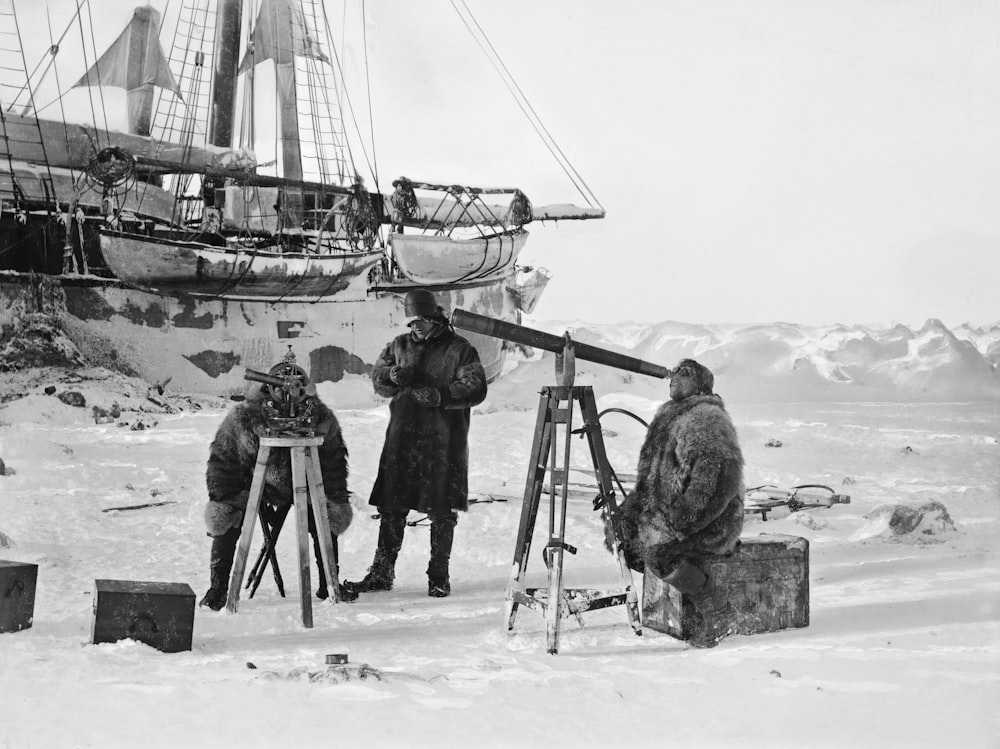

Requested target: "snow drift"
[{"left": 0, "top": 316, "right": 997, "bottom": 749}]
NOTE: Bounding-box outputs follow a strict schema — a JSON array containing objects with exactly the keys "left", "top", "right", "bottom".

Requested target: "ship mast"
[{"left": 208, "top": 0, "right": 243, "bottom": 148}]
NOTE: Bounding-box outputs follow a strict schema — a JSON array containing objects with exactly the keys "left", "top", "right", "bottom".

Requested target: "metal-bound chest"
[
  {"left": 0, "top": 560, "right": 38, "bottom": 634},
  {"left": 91, "top": 579, "right": 196, "bottom": 653},
  {"left": 643, "top": 533, "right": 809, "bottom": 641}
]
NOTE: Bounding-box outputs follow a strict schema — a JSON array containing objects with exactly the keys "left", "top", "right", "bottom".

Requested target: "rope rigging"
[
  {"left": 2, "top": 0, "right": 608, "bottom": 296},
  {"left": 317, "top": 0, "right": 379, "bottom": 191},
  {"left": 449, "top": 0, "right": 604, "bottom": 213}
]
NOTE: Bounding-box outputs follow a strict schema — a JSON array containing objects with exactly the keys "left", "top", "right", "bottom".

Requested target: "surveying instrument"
[
  {"left": 225, "top": 350, "right": 344, "bottom": 627},
  {"left": 452, "top": 309, "right": 671, "bottom": 653}
]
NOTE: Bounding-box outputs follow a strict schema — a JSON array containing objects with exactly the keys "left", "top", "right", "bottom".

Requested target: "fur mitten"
[
  {"left": 604, "top": 491, "right": 644, "bottom": 573},
  {"left": 326, "top": 500, "right": 353, "bottom": 536},
  {"left": 204, "top": 501, "right": 243, "bottom": 537},
  {"left": 410, "top": 385, "right": 442, "bottom": 408},
  {"left": 389, "top": 365, "right": 416, "bottom": 387}
]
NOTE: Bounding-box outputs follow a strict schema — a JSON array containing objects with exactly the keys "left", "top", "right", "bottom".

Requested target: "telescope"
[
  {"left": 451, "top": 309, "right": 663, "bottom": 652},
  {"left": 450, "top": 308, "right": 671, "bottom": 384}
]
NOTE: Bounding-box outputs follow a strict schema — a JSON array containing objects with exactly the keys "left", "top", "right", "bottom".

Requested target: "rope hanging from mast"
[
  {"left": 317, "top": 0, "right": 380, "bottom": 191},
  {"left": 449, "top": 0, "right": 604, "bottom": 214}
]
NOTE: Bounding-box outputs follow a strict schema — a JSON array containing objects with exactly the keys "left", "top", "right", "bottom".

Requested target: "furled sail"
[
  {"left": 237, "top": 0, "right": 331, "bottom": 182},
  {"left": 71, "top": 7, "right": 180, "bottom": 137},
  {"left": 237, "top": 0, "right": 330, "bottom": 71}
]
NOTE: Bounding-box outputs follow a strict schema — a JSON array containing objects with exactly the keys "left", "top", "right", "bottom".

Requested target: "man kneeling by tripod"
[
  {"left": 199, "top": 382, "right": 355, "bottom": 609},
  {"left": 608, "top": 359, "right": 744, "bottom": 648}
]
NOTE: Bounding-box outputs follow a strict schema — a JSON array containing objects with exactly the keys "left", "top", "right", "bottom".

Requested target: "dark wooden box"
[
  {"left": 0, "top": 560, "right": 38, "bottom": 634},
  {"left": 91, "top": 579, "right": 195, "bottom": 653},
  {"left": 642, "top": 533, "right": 809, "bottom": 641}
]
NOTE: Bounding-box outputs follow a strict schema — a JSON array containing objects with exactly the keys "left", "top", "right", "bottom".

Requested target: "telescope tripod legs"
[
  {"left": 226, "top": 436, "right": 344, "bottom": 627},
  {"left": 504, "top": 386, "right": 641, "bottom": 654}
]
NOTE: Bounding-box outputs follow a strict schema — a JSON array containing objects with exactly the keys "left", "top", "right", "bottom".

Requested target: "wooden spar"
[
  {"left": 399, "top": 197, "right": 604, "bottom": 228},
  {"left": 451, "top": 308, "right": 671, "bottom": 379},
  {"left": 401, "top": 179, "right": 525, "bottom": 195},
  {"left": 129, "top": 155, "right": 357, "bottom": 194},
  {"left": 1, "top": 113, "right": 226, "bottom": 173},
  {"left": 208, "top": 0, "right": 243, "bottom": 148},
  {"left": 531, "top": 203, "right": 606, "bottom": 221}
]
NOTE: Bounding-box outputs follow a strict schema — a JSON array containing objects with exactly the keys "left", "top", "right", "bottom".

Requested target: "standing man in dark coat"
[
  {"left": 344, "top": 289, "right": 487, "bottom": 598},
  {"left": 199, "top": 385, "right": 355, "bottom": 609},
  {"left": 609, "top": 359, "right": 744, "bottom": 647}
]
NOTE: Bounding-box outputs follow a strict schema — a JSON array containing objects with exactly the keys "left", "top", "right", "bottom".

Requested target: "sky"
[{"left": 10, "top": 0, "right": 1000, "bottom": 328}]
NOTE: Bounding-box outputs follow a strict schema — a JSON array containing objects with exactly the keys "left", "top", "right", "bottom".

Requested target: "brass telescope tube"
[
  {"left": 450, "top": 308, "right": 671, "bottom": 379},
  {"left": 244, "top": 369, "right": 285, "bottom": 387}
]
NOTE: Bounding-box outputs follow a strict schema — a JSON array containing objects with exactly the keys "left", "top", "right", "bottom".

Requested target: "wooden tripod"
[
  {"left": 226, "top": 435, "right": 343, "bottom": 627},
  {"left": 246, "top": 502, "right": 290, "bottom": 599},
  {"left": 505, "top": 376, "right": 642, "bottom": 653}
]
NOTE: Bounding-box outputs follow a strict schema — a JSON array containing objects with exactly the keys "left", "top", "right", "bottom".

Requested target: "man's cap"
[
  {"left": 404, "top": 289, "right": 441, "bottom": 318},
  {"left": 674, "top": 358, "right": 715, "bottom": 395}
]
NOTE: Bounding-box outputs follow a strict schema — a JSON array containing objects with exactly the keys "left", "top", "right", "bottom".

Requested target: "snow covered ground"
[{"left": 1, "top": 319, "right": 998, "bottom": 748}]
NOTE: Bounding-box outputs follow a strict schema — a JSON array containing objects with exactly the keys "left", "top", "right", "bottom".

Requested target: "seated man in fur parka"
[
  {"left": 199, "top": 384, "right": 355, "bottom": 610},
  {"left": 608, "top": 358, "right": 744, "bottom": 648}
]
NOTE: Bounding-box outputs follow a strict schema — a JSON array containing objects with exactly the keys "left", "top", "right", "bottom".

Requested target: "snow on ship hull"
[
  {"left": 99, "top": 231, "right": 383, "bottom": 300},
  {"left": 0, "top": 272, "right": 518, "bottom": 396}
]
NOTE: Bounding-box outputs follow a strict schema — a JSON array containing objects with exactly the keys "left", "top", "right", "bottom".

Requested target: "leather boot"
[
  {"left": 427, "top": 513, "right": 456, "bottom": 598},
  {"left": 664, "top": 558, "right": 737, "bottom": 648},
  {"left": 199, "top": 527, "right": 239, "bottom": 611},
  {"left": 343, "top": 512, "right": 406, "bottom": 595}
]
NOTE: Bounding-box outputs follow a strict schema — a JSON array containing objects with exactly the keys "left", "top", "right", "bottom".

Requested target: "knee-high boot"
[
  {"left": 427, "top": 513, "right": 457, "bottom": 598},
  {"left": 199, "top": 527, "right": 239, "bottom": 611},
  {"left": 663, "top": 558, "right": 737, "bottom": 648},
  {"left": 343, "top": 512, "right": 407, "bottom": 594}
]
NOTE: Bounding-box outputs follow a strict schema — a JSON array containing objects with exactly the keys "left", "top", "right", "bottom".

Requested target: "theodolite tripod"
[
  {"left": 225, "top": 353, "right": 344, "bottom": 627},
  {"left": 225, "top": 435, "right": 343, "bottom": 627}
]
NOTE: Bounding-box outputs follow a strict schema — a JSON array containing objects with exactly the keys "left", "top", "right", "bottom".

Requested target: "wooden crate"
[
  {"left": 91, "top": 579, "right": 196, "bottom": 653},
  {"left": 0, "top": 560, "right": 38, "bottom": 634},
  {"left": 642, "top": 533, "right": 809, "bottom": 641}
]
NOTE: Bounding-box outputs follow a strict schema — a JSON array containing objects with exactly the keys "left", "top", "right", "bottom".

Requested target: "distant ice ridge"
[{"left": 488, "top": 317, "right": 1000, "bottom": 404}]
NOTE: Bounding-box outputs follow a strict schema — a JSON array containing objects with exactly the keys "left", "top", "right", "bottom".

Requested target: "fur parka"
[
  {"left": 368, "top": 326, "right": 487, "bottom": 515},
  {"left": 203, "top": 392, "right": 352, "bottom": 537},
  {"left": 612, "top": 394, "right": 744, "bottom": 574}
]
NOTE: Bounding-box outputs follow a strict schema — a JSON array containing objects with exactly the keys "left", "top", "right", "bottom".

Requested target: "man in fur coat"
[
  {"left": 199, "top": 385, "right": 355, "bottom": 610},
  {"left": 610, "top": 358, "right": 744, "bottom": 647},
  {"left": 344, "top": 289, "right": 487, "bottom": 598}
]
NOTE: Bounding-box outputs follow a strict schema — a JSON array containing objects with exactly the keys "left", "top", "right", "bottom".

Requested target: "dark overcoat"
[
  {"left": 369, "top": 327, "right": 487, "bottom": 515},
  {"left": 614, "top": 394, "right": 744, "bottom": 574},
  {"left": 203, "top": 392, "right": 351, "bottom": 536}
]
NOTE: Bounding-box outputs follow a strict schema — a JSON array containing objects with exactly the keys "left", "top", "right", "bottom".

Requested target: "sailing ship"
[{"left": 0, "top": 0, "right": 603, "bottom": 395}]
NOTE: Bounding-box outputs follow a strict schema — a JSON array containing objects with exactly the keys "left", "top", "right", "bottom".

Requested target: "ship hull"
[{"left": 0, "top": 271, "right": 518, "bottom": 399}]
